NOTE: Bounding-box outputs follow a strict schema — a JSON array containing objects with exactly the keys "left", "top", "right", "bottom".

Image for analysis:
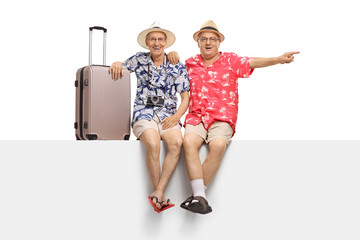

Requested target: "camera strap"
[{"left": 147, "top": 57, "right": 167, "bottom": 95}]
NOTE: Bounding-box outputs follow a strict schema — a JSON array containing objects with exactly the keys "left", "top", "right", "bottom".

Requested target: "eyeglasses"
[
  {"left": 147, "top": 37, "right": 166, "bottom": 44},
  {"left": 199, "top": 37, "right": 220, "bottom": 43}
]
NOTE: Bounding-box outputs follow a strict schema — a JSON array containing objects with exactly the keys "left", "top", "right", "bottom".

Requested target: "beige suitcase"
[{"left": 75, "top": 26, "right": 131, "bottom": 140}]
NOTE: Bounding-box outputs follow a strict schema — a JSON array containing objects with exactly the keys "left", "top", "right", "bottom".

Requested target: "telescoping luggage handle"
[{"left": 89, "top": 26, "right": 107, "bottom": 66}]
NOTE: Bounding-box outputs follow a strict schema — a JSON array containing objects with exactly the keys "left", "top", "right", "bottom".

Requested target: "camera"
[{"left": 146, "top": 95, "right": 165, "bottom": 107}]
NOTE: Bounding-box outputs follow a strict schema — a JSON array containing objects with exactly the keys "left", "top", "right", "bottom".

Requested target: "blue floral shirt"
[{"left": 123, "top": 52, "right": 190, "bottom": 126}]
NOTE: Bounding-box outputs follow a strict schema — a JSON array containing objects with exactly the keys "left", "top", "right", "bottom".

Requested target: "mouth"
[
  {"left": 205, "top": 46, "right": 212, "bottom": 50},
  {"left": 152, "top": 46, "right": 161, "bottom": 50}
]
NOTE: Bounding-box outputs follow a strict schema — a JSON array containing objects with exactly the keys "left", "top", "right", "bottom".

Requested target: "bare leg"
[
  {"left": 182, "top": 133, "right": 213, "bottom": 214},
  {"left": 154, "top": 129, "right": 183, "bottom": 206},
  {"left": 202, "top": 138, "right": 227, "bottom": 187},
  {"left": 139, "top": 129, "right": 162, "bottom": 209},
  {"left": 183, "top": 133, "right": 205, "bottom": 181}
]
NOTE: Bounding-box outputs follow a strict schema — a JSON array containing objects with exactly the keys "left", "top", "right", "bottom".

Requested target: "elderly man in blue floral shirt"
[{"left": 109, "top": 22, "right": 190, "bottom": 213}]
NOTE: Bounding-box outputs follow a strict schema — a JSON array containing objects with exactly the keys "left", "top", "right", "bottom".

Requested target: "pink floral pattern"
[{"left": 184, "top": 52, "right": 254, "bottom": 136}]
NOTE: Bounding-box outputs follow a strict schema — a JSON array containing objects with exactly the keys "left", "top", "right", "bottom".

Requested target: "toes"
[
  {"left": 151, "top": 196, "right": 162, "bottom": 209},
  {"left": 161, "top": 199, "right": 172, "bottom": 207},
  {"left": 156, "top": 202, "right": 162, "bottom": 209},
  {"left": 150, "top": 194, "right": 172, "bottom": 209},
  {"left": 161, "top": 201, "right": 167, "bottom": 208},
  {"left": 151, "top": 196, "right": 158, "bottom": 204}
]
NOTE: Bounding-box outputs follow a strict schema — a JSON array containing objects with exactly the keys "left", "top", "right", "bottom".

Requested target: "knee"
[
  {"left": 209, "top": 139, "right": 227, "bottom": 154},
  {"left": 167, "top": 137, "right": 183, "bottom": 154},
  {"left": 183, "top": 135, "right": 195, "bottom": 150},
  {"left": 146, "top": 140, "right": 160, "bottom": 154}
]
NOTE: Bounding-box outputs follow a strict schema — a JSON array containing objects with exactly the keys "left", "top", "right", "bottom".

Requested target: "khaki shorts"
[
  {"left": 185, "top": 122, "right": 233, "bottom": 146},
  {"left": 133, "top": 115, "right": 181, "bottom": 139}
]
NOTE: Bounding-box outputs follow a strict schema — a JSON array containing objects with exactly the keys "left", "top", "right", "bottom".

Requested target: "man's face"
[
  {"left": 197, "top": 31, "right": 220, "bottom": 59},
  {"left": 146, "top": 31, "right": 167, "bottom": 57}
]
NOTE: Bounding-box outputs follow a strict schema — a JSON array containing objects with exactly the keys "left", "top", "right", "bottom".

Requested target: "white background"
[{"left": 0, "top": 0, "right": 359, "bottom": 140}]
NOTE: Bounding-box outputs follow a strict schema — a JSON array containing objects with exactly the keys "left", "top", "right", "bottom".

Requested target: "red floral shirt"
[{"left": 184, "top": 52, "right": 254, "bottom": 136}]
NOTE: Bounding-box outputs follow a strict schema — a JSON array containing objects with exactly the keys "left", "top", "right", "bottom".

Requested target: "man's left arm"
[
  {"left": 250, "top": 51, "right": 300, "bottom": 69},
  {"left": 161, "top": 91, "right": 190, "bottom": 130},
  {"left": 167, "top": 51, "right": 180, "bottom": 65}
]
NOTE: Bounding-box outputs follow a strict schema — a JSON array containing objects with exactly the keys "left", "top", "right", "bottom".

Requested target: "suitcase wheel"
[{"left": 86, "top": 134, "right": 98, "bottom": 140}]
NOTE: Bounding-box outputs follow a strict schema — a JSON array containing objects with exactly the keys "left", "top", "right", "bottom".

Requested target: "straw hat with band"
[
  {"left": 137, "top": 21, "right": 176, "bottom": 49},
  {"left": 193, "top": 20, "right": 225, "bottom": 43}
]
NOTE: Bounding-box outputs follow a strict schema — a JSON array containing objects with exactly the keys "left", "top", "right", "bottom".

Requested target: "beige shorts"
[
  {"left": 185, "top": 122, "right": 233, "bottom": 145},
  {"left": 133, "top": 115, "right": 181, "bottom": 139}
]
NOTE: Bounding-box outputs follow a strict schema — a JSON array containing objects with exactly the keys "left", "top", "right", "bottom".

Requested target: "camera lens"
[{"left": 151, "top": 96, "right": 159, "bottom": 104}]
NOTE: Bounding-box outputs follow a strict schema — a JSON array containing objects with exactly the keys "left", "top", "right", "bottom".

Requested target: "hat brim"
[
  {"left": 193, "top": 29, "right": 225, "bottom": 43},
  {"left": 137, "top": 28, "right": 176, "bottom": 49}
]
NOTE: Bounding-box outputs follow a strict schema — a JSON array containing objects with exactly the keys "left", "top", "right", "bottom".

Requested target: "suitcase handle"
[
  {"left": 89, "top": 26, "right": 107, "bottom": 66},
  {"left": 89, "top": 26, "right": 107, "bottom": 32}
]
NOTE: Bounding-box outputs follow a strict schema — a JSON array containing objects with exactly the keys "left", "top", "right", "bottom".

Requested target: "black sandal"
[
  {"left": 187, "top": 196, "right": 212, "bottom": 214},
  {"left": 180, "top": 195, "right": 194, "bottom": 210}
]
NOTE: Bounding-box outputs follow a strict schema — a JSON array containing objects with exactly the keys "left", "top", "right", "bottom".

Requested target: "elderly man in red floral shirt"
[{"left": 169, "top": 20, "right": 299, "bottom": 214}]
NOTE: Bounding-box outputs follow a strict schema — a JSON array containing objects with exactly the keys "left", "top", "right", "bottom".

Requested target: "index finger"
[{"left": 289, "top": 51, "right": 300, "bottom": 55}]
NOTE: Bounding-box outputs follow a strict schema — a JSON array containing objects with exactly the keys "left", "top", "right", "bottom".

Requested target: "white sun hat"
[{"left": 137, "top": 21, "right": 176, "bottom": 49}]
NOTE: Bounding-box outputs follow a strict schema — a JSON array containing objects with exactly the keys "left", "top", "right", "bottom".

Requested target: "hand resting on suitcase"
[{"left": 109, "top": 61, "right": 124, "bottom": 80}]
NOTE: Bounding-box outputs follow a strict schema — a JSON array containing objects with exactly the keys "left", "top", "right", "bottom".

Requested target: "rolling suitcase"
[{"left": 75, "top": 26, "right": 131, "bottom": 140}]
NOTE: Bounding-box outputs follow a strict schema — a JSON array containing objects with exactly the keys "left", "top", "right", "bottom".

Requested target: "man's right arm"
[
  {"left": 108, "top": 54, "right": 138, "bottom": 80},
  {"left": 108, "top": 61, "right": 124, "bottom": 80}
]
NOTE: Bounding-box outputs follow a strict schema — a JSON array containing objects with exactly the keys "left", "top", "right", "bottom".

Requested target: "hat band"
[
  {"left": 200, "top": 26, "right": 219, "bottom": 32},
  {"left": 146, "top": 27, "right": 163, "bottom": 38}
]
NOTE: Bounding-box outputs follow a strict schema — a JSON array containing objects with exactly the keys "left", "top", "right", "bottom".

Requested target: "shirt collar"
[
  {"left": 194, "top": 52, "right": 223, "bottom": 67},
  {"left": 138, "top": 52, "right": 167, "bottom": 68},
  {"left": 138, "top": 52, "right": 152, "bottom": 65}
]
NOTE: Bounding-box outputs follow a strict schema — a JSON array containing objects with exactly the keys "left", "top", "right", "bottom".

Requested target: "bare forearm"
[
  {"left": 173, "top": 92, "right": 190, "bottom": 120},
  {"left": 250, "top": 51, "right": 300, "bottom": 69},
  {"left": 250, "top": 57, "right": 280, "bottom": 69}
]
